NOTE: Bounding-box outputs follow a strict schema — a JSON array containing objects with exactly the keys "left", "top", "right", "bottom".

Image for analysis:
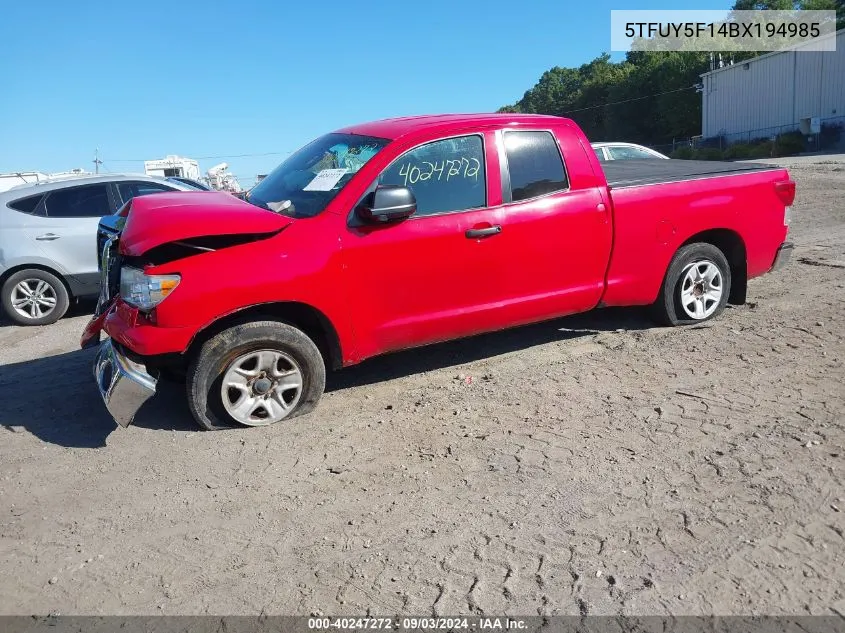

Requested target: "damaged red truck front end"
[{"left": 83, "top": 191, "right": 295, "bottom": 426}]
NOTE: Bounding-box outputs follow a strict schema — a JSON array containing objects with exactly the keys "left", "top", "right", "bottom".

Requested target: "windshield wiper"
[{"left": 243, "top": 195, "right": 289, "bottom": 214}]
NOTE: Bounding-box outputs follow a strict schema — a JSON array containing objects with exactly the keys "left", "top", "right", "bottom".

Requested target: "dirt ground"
[{"left": 0, "top": 160, "right": 843, "bottom": 617}]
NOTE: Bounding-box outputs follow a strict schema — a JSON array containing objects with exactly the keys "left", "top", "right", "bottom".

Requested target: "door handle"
[
  {"left": 36, "top": 233, "right": 60, "bottom": 241},
  {"left": 465, "top": 225, "right": 502, "bottom": 239}
]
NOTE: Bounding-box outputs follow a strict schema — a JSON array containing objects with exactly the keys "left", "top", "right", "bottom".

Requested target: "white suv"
[{"left": 0, "top": 174, "right": 192, "bottom": 325}]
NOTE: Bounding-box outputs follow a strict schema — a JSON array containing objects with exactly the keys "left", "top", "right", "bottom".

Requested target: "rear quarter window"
[{"left": 8, "top": 194, "right": 45, "bottom": 216}]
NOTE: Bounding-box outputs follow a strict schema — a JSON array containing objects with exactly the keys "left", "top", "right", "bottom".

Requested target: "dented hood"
[{"left": 118, "top": 191, "right": 293, "bottom": 256}]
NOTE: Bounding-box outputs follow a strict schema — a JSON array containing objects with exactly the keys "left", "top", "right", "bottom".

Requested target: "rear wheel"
[
  {"left": 1, "top": 269, "right": 70, "bottom": 326},
  {"left": 651, "top": 243, "right": 731, "bottom": 326},
  {"left": 186, "top": 321, "right": 326, "bottom": 430}
]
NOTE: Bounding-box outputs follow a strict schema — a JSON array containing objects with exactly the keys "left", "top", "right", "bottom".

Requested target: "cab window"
[
  {"left": 379, "top": 135, "right": 486, "bottom": 216},
  {"left": 503, "top": 131, "right": 568, "bottom": 203}
]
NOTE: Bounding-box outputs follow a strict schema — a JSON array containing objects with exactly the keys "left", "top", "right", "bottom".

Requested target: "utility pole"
[{"left": 93, "top": 148, "right": 103, "bottom": 174}]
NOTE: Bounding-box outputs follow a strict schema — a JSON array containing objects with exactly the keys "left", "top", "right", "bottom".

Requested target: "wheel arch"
[
  {"left": 0, "top": 263, "right": 73, "bottom": 299},
  {"left": 678, "top": 228, "right": 747, "bottom": 305},
  {"left": 185, "top": 301, "right": 344, "bottom": 371}
]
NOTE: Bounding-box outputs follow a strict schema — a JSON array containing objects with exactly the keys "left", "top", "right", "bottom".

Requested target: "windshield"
[{"left": 247, "top": 132, "right": 390, "bottom": 218}]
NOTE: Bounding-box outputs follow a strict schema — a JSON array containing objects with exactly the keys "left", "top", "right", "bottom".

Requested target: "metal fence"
[{"left": 648, "top": 114, "right": 845, "bottom": 156}]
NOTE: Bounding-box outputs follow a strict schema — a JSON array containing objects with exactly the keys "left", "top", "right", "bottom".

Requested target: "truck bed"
[{"left": 602, "top": 159, "right": 779, "bottom": 188}]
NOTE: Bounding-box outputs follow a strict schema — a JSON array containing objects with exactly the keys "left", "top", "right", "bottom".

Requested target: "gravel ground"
[{"left": 0, "top": 161, "right": 843, "bottom": 616}]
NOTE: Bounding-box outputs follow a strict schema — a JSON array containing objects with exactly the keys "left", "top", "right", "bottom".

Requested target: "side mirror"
[{"left": 356, "top": 185, "right": 416, "bottom": 223}]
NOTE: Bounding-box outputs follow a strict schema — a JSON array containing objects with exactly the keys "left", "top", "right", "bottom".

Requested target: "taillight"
[
  {"left": 775, "top": 180, "right": 796, "bottom": 206},
  {"left": 117, "top": 200, "right": 132, "bottom": 218}
]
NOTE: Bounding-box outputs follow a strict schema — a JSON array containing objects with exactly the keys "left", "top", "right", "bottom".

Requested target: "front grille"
[
  {"left": 95, "top": 230, "right": 122, "bottom": 315},
  {"left": 105, "top": 251, "right": 122, "bottom": 300},
  {"left": 97, "top": 226, "right": 119, "bottom": 271}
]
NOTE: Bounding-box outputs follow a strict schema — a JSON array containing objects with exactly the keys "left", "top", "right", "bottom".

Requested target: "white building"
[
  {"left": 700, "top": 28, "right": 845, "bottom": 142},
  {"left": 143, "top": 155, "right": 201, "bottom": 180}
]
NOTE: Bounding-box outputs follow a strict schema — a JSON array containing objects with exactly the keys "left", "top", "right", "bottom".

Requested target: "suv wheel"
[{"left": 1, "top": 269, "right": 70, "bottom": 326}]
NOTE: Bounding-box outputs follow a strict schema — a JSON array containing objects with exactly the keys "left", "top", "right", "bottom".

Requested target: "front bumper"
[
  {"left": 771, "top": 241, "right": 794, "bottom": 271},
  {"left": 93, "top": 338, "right": 157, "bottom": 428}
]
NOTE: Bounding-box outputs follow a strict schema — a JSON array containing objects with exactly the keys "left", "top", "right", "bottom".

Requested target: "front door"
[{"left": 341, "top": 132, "right": 505, "bottom": 360}]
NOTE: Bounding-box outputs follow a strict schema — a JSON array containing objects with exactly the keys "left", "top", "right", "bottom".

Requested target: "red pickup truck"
[{"left": 82, "top": 114, "right": 795, "bottom": 430}]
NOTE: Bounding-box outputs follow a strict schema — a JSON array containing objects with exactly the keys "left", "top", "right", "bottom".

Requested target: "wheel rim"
[
  {"left": 679, "top": 259, "right": 723, "bottom": 320},
  {"left": 220, "top": 349, "right": 303, "bottom": 426},
  {"left": 10, "top": 279, "right": 58, "bottom": 320}
]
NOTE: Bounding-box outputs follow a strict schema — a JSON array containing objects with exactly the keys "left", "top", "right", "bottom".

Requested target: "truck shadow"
[
  {"left": 325, "top": 306, "right": 655, "bottom": 392},
  {"left": 0, "top": 307, "right": 655, "bottom": 447},
  {"left": 0, "top": 348, "right": 195, "bottom": 448}
]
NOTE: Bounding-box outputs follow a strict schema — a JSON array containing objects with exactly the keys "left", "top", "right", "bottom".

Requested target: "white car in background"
[{"left": 591, "top": 142, "right": 669, "bottom": 162}]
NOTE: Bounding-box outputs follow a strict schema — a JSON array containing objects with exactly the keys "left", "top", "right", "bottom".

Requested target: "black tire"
[
  {"left": 186, "top": 320, "right": 326, "bottom": 431},
  {"left": 651, "top": 242, "right": 731, "bottom": 326},
  {"left": 1, "top": 269, "right": 70, "bottom": 326}
]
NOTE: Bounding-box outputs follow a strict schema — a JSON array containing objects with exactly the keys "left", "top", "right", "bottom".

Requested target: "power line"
[
  {"left": 81, "top": 91, "right": 699, "bottom": 165},
  {"left": 105, "top": 150, "right": 293, "bottom": 163},
  {"left": 560, "top": 86, "right": 697, "bottom": 115}
]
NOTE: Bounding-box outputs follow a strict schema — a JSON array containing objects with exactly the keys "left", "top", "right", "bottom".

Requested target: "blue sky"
[{"left": 0, "top": 0, "right": 731, "bottom": 185}]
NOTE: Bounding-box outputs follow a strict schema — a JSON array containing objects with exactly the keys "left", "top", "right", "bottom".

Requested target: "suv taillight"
[{"left": 117, "top": 200, "right": 132, "bottom": 218}]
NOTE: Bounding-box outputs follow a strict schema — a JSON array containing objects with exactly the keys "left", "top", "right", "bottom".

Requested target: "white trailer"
[
  {"left": 143, "top": 155, "right": 201, "bottom": 180},
  {"left": 0, "top": 172, "right": 49, "bottom": 193},
  {"left": 0, "top": 168, "right": 91, "bottom": 193}
]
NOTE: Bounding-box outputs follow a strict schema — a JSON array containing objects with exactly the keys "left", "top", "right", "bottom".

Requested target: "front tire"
[
  {"left": 1, "top": 269, "right": 70, "bottom": 326},
  {"left": 651, "top": 243, "right": 731, "bottom": 326},
  {"left": 186, "top": 321, "right": 326, "bottom": 431}
]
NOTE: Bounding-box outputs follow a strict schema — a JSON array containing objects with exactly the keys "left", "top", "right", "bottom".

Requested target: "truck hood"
[{"left": 117, "top": 191, "right": 293, "bottom": 256}]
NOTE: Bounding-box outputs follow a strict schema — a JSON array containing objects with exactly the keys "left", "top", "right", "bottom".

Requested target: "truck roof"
[{"left": 337, "top": 113, "right": 570, "bottom": 140}]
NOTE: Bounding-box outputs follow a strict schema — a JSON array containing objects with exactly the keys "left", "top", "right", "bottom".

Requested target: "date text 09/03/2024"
[{"left": 307, "top": 617, "right": 528, "bottom": 630}]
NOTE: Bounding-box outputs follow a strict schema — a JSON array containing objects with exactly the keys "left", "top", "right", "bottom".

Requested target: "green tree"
[
  {"left": 732, "top": 0, "right": 844, "bottom": 27},
  {"left": 497, "top": 0, "right": 842, "bottom": 145}
]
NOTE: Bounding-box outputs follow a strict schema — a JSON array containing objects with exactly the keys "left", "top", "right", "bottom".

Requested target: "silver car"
[{"left": 0, "top": 174, "right": 192, "bottom": 325}]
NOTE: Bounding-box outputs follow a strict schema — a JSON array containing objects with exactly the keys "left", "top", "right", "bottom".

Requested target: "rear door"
[
  {"left": 2, "top": 192, "right": 52, "bottom": 268},
  {"left": 37, "top": 184, "right": 114, "bottom": 282},
  {"left": 490, "top": 127, "right": 613, "bottom": 319}
]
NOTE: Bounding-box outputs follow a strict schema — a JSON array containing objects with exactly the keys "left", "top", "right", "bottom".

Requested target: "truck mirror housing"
[{"left": 356, "top": 185, "right": 417, "bottom": 223}]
